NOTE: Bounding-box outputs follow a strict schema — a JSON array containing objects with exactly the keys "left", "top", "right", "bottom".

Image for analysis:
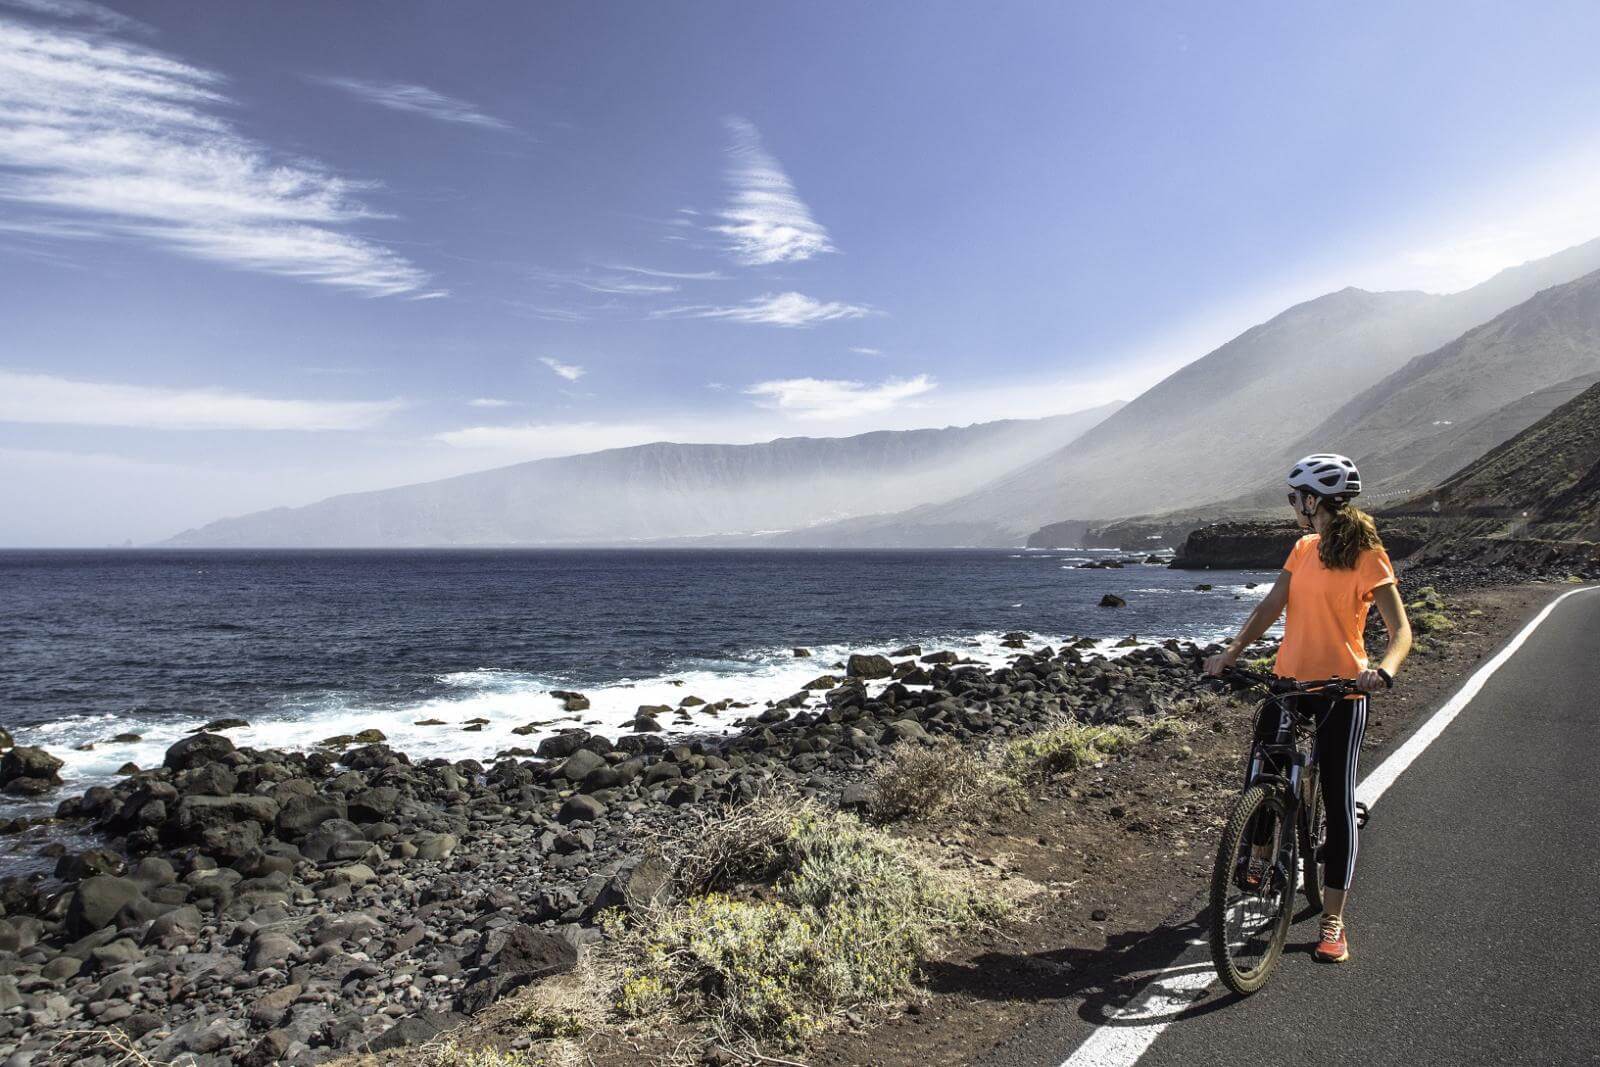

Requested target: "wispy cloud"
[
  {"left": 468, "top": 397, "right": 515, "bottom": 408},
  {"left": 715, "top": 117, "right": 833, "bottom": 266},
  {"left": 539, "top": 357, "right": 586, "bottom": 382},
  {"left": 529, "top": 266, "right": 680, "bottom": 295},
  {"left": 0, "top": 369, "right": 403, "bottom": 430},
  {"left": 851, "top": 346, "right": 883, "bottom": 356},
  {"left": 504, "top": 301, "right": 593, "bottom": 323},
  {"left": 0, "top": 0, "right": 146, "bottom": 33},
  {"left": 601, "top": 262, "right": 727, "bottom": 281},
  {"left": 0, "top": 11, "right": 436, "bottom": 296},
  {"left": 311, "top": 76, "right": 510, "bottom": 131},
  {"left": 744, "top": 375, "right": 935, "bottom": 421},
  {"left": 652, "top": 291, "right": 873, "bottom": 328}
]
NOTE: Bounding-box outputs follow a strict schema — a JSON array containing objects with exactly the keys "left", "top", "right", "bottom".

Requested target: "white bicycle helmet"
[{"left": 1287, "top": 453, "right": 1361, "bottom": 500}]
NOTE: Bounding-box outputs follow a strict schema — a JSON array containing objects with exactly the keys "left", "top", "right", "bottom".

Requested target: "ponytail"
[{"left": 1318, "top": 501, "right": 1383, "bottom": 569}]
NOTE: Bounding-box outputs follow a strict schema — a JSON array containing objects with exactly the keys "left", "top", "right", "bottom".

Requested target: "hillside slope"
[
  {"left": 1386, "top": 378, "right": 1600, "bottom": 541},
  {"left": 165, "top": 406, "right": 1119, "bottom": 547},
  {"left": 778, "top": 237, "right": 1600, "bottom": 547},
  {"left": 1287, "top": 265, "right": 1600, "bottom": 500}
]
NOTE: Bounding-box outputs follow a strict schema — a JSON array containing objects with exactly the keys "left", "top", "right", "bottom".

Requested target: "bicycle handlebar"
[{"left": 1208, "top": 664, "right": 1370, "bottom": 697}]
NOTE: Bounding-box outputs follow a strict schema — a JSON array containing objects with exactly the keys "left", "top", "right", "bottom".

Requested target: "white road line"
[{"left": 1057, "top": 584, "right": 1600, "bottom": 1067}]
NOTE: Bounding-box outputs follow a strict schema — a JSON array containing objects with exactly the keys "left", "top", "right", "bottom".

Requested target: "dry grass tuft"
[
  {"left": 865, "top": 740, "right": 1021, "bottom": 822},
  {"left": 53, "top": 1030, "right": 163, "bottom": 1067}
]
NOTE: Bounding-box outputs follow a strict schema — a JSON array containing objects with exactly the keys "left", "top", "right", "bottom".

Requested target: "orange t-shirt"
[{"left": 1273, "top": 534, "right": 1396, "bottom": 681}]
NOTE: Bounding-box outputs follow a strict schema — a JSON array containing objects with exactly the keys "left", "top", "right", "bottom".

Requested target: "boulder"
[
  {"left": 557, "top": 795, "right": 606, "bottom": 824},
  {"left": 248, "top": 930, "right": 299, "bottom": 969},
  {"left": 163, "top": 732, "right": 236, "bottom": 771},
  {"left": 67, "top": 875, "right": 146, "bottom": 935},
  {"left": 1099, "top": 593, "right": 1127, "bottom": 608},
  {"left": 2, "top": 776, "right": 59, "bottom": 796},
  {"left": 883, "top": 719, "right": 931, "bottom": 744},
  {"left": 347, "top": 786, "right": 399, "bottom": 823},
  {"left": 555, "top": 748, "right": 606, "bottom": 783},
  {"left": 175, "top": 794, "right": 279, "bottom": 834},
  {"left": 340, "top": 743, "right": 407, "bottom": 770},
  {"left": 535, "top": 730, "right": 590, "bottom": 760},
  {"left": 0, "top": 746, "right": 63, "bottom": 789},
  {"left": 276, "top": 794, "right": 348, "bottom": 838},
  {"left": 301, "top": 818, "right": 368, "bottom": 862},
  {"left": 460, "top": 924, "right": 578, "bottom": 1012},
  {"left": 551, "top": 690, "right": 590, "bottom": 711},
  {"left": 847, "top": 654, "right": 894, "bottom": 679},
  {"left": 194, "top": 718, "right": 249, "bottom": 732},
  {"left": 411, "top": 832, "right": 458, "bottom": 861},
  {"left": 369, "top": 1011, "right": 468, "bottom": 1051},
  {"left": 175, "top": 762, "right": 238, "bottom": 796}
]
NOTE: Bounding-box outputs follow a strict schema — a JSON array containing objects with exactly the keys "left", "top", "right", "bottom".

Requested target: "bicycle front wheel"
[{"left": 1210, "top": 784, "right": 1297, "bottom": 995}]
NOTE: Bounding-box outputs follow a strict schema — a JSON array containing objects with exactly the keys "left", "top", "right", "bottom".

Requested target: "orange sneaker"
[{"left": 1315, "top": 915, "right": 1350, "bottom": 963}]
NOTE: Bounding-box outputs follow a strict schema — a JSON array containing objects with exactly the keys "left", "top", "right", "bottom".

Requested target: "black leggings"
[{"left": 1246, "top": 693, "right": 1369, "bottom": 892}]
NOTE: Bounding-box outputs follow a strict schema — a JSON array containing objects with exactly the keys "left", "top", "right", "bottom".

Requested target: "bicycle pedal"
[{"left": 1355, "top": 801, "right": 1370, "bottom": 828}]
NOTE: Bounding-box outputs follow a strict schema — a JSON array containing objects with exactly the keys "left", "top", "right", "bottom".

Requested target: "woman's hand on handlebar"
[
  {"left": 1203, "top": 650, "right": 1238, "bottom": 677},
  {"left": 1355, "top": 667, "right": 1391, "bottom": 693}
]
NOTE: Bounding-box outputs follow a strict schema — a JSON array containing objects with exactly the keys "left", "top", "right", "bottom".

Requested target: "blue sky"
[{"left": 7, "top": 0, "right": 1600, "bottom": 544}]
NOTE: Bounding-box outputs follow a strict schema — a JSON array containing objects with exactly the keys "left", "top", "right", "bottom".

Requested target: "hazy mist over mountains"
[
  {"left": 772, "top": 237, "right": 1600, "bottom": 546},
  {"left": 166, "top": 238, "right": 1600, "bottom": 550},
  {"left": 166, "top": 406, "right": 1119, "bottom": 547}
]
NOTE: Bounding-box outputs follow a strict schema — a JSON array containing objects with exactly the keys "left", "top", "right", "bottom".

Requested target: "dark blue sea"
[{"left": 0, "top": 549, "right": 1274, "bottom": 800}]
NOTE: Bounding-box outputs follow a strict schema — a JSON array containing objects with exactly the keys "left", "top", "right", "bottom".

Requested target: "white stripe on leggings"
[{"left": 1339, "top": 695, "right": 1366, "bottom": 890}]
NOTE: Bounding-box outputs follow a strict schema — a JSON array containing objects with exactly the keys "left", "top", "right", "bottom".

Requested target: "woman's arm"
[
  {"left": 1357, "top": 582, "right": 1412, "bottom": 692},
  {"left": 1204, "top": 569, "right": 1291, "bottom": 675}
]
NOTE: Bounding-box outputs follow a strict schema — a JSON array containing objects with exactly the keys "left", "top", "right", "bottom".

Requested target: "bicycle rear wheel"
[
  {"left": 1210, "top": 784, "right": 1297, "bottom": 995},
  {"left": 1299, "top": 774, "right": 1327, "bottom": 912}
]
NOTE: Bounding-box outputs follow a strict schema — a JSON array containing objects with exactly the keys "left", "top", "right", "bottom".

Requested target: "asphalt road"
[{"left": 979, "top": 585, "right": 1600, "bottom": 1067}]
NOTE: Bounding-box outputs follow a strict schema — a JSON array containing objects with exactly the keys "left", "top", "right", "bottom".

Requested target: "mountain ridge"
[
  {"left": 792, "top": 236, "right": 1600, "bottom": 547},
  {"left": 164, "top": 405, "right": 1121, "bottom": 547}
]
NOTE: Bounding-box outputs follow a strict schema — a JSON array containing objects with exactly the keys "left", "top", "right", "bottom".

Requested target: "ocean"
[{"left": 0, "top": 548, "right": 1274, "bottom": 805}]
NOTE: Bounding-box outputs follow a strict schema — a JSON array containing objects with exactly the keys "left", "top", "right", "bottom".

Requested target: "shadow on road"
[{"left": 923, "top": 903, "right": 1250, "bottom": 1030}]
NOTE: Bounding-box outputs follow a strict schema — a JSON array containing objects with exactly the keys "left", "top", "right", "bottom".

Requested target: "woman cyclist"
[{"left": 1205, "top": 453, "right": 1412, "bottom": 964}]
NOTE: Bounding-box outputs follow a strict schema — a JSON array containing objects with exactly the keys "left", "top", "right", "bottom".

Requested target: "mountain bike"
[{"left": 1205, "top": 666, "right": 1370, "bottom": 995}]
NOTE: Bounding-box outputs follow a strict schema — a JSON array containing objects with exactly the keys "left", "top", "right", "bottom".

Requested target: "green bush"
[
  {"left": 1410, "top": 610, "right": 1453, "bottom": 635},
  {"left": 1002, "top": 722, "right": 1140, "bottom": 782}
]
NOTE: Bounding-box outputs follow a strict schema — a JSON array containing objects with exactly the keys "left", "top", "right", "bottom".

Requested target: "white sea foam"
[{"left": 15, "top": 628, "right": 1192, "bottom": 798}]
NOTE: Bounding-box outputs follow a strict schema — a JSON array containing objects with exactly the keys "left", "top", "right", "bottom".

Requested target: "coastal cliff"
[{"left": 1170, "top": 519, "right": 1428, "bottom": 570}]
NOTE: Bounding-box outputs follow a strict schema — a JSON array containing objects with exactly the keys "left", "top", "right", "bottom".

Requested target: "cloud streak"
[
  {"left": 745, "top": 375, "right": 935, "bottom": 421},
  {"left": 0, "top": 11, "right": 435, "bottom": 295},
  {"left": 715, "top": 117, "right": 833, "bottom": 266},
  {"left": 652, "top": 291, "right": 873, "bottom": 328},
  {"left": 312, "top": 77, "right": 510, "bottom": 131},
  {"left": 539, "top": 357, "right": 585, "bottom": 382},
  {"left": 0, "top": 369, "right": 403, "bottom": 430}
]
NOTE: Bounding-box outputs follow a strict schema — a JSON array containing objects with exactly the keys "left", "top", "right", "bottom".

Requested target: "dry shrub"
[
  {"left": 865, "top": 740, "right": 1020, "bottom": 822},
  {"left": 611, "top": 797, "right": 1007, "bottom": 1048}
]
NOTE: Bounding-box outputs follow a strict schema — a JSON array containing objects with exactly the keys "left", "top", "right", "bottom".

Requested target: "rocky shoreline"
[{"left": 0, "top": 634, "right": 1218, "bottom": 1067}]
